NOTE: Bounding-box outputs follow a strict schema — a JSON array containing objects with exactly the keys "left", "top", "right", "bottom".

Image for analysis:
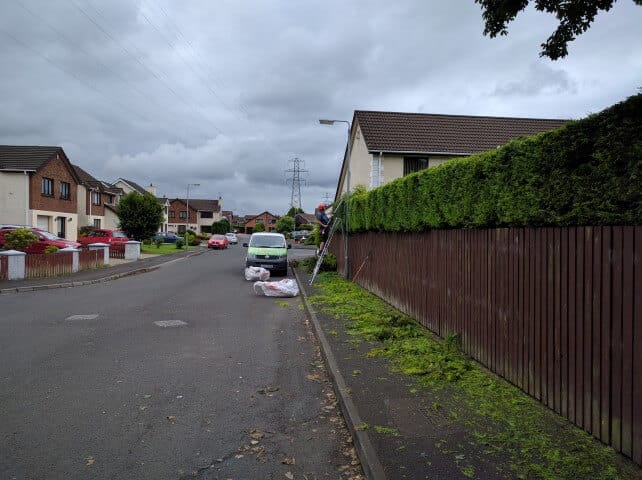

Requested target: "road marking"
[
  {"left": 154, "top": 320, "right": 188, "bottom": 328},
  {"left": 66, "top": 314, "right": 99, "bottom": 321}
]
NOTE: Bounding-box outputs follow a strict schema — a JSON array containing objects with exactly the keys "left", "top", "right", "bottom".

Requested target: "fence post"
[
  {"left": 88, "top": 243, "right": 110, "bottom": 265},
  {"left": 125, "top": 241, "right": 141, "bottom": 260},
  {"left": 59, "top": 247, "right": 80, "bottom": 272},
  {"left": 0, "top": 250, "right": 27, "bottom": 280}
]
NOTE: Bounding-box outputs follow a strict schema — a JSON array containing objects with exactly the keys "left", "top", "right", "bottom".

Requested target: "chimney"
[{"left": 145, "top": 183, "right": 157, "bottom": 196}]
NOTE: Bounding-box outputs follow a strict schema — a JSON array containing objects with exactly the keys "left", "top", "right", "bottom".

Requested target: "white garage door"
[{"left": 37, "top": 215, "right": 49, "bottom": 231}]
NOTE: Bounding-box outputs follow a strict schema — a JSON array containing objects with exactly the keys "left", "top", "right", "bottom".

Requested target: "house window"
[
  {"left": 256, "top": 219, "right": 263, "bottom": 224},
  {"left": 42, "top": 178, "right": 54, "bottom": 196},
  {"left": 201, "top": 211, "right": 213, "bottom": 219},
  {"left": 403, "top": 157, "right": 429, "bottom": 176},
  {"left": 60, "top": 182, "right": 70, "bottom": 200},
  {"left": 92, "top": 191, "right": 101, "bottom": 205},
  {"left": 269, "top": 218, "right": 276, "bottom": 224},
  {"left": 169, "top": 211, "right": 176, "bottom": 218},
  {"left": 179, "top": 211, "right": 187, "bottom": 219},
  {"left": 107, "top": 194, "right": 115, "bottom": 204},
  {"left": 93, "top": 219, "right": 101, "bottom": 228}
]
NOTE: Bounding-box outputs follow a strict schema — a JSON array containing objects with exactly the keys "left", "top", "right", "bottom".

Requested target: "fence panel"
[
  {"left": 24, "top": 252, "right": 73, "bottom": 279},
  {"left": 79, "top": 249, "right": 103, "bottom": 270},
  {"left": 109, "top": 244, "right": 125, "bottom": 259},
  {"left": 0, "top": 255, "right": 8, "bottom": 280},
  {"left": 332, "top": 226, "right": 641, "bottom": 465}
]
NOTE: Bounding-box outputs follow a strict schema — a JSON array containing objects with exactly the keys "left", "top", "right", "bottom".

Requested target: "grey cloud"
[{"left": 1, "top": 0, "right": 641, "bottom": 215}]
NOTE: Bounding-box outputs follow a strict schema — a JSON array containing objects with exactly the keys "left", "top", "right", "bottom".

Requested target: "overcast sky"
[{"left": 1, "top": 1, "right": 640, "bottom": 216}]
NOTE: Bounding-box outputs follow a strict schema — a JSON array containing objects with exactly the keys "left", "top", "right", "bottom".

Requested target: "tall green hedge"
[{"left": 341, "top": 93, "right": 642, "bottom": 232}]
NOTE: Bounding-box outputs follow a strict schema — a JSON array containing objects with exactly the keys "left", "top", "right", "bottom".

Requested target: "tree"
[
  {"left": 253, "top": 223, "right": 266, "bottom": 232},
  {"left": 116, "top": 192, "right": 164, "bottom": 241},
  {"left": 286, "top": 207, "right": 303, "bottom": 217},
  {"left": 211, "top": 219, "right": 230, "bottom": 234},
  {"left": 474, "top": 0, "right": 641, "bottom": 60},
  {"left": 275, "top": 215, "right": 295, "bottom": 234}
]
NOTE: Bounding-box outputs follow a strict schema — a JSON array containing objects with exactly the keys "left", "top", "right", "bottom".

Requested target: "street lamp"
[
  {"left": 186, "top": 183, "right": 200, "bottom": 248},
  {"left": 319, "top": 118, "right": 351, "bottom": 279}
]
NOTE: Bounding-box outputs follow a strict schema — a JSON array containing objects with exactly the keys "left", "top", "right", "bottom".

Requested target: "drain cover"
[
  {"left": 66, "top": 314, "right": 99, "bottom": 321},
  {"left": 154, "top": 320, "right": 188, "bottom": 328}
]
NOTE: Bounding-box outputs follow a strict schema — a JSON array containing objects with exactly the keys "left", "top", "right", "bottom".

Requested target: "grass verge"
[
  {"left": 308, "top": 272, "right": 640, "bottom": 480},
  {"left": 141, "top": 243, "right": 187, "bottom": 254}
]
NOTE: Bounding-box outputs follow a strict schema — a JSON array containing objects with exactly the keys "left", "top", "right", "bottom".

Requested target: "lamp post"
[
  {"left": 319, "top": 118, "right": 351, "bottom": 279},
  {"left": 186, "top": 183, "right": 200, "bottom": 249}
]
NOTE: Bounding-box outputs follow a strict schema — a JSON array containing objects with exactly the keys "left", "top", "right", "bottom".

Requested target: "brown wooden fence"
[
  {"left": 0, "top": 255, "right": 8, "bottom": 280},
  {"left": 25, "top": 251, "right": 74, "bottom": 279},
  {"left": 332, "top": 226, "right": 642, "bottom": 465},
  {"left": 79, "top": 248, "right": 104, "bottom": 270},
  {"left": 109, "top": 243, "right": 125, "bottom": 259}
]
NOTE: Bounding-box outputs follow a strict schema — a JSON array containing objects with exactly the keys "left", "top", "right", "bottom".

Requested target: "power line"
[
  {"left": 0, "top": 26, "right": 152, "bottom": 125},
  {"left": 67, "top": 0, "right": 223, "bottom": 135}
]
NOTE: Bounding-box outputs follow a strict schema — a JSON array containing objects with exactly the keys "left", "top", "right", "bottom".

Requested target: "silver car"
[{"left": 225, "top": 232, "right": 238, "bottom": 244}]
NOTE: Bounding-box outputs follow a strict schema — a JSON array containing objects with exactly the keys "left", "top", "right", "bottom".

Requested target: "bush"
[
  {"left": 175, "top": 238, "right": 185, "bottom": 249},
  {"left": 78, "top": 225, "right": 95, "bottom": 237},
  {"left": 344, "top": 93, "right": 642, "bottom": 232},
  {"left": 4, "top": 228, "right": 38, "bottom": 251},
  {"left": 44, "top": 245, "right": 59, "bottom": 254},
  {"left": 301, "top": 252, "right": 337, "bottom": 273},
  {"left": 142, "top": 238, "right": 152, "bottom": 246},
  {"left": 154, "top": 238, "right": 163, "bottom": 248}
]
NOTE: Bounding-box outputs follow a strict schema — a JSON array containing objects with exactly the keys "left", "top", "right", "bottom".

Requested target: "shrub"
[
  {"left": 4, "top": 228, "right": 38, "bottom": 251},
  {"left": 344, "top": 93, "right": 642, "bottom": 232},
  {"left": 154, "top": 238, "right": 163, "bottom": 248},
  {"left": 301, "top": 252, "right": 336, "bottom": 273},
  {"left": 175, "top": 238, "right": 185, "bottom": 249},
  {"left": 142, "top": 238, "right": 152, "bottom": 246},
  {"left": 78, "top": 225, "right": 95, "bottom": 237},
  {"left": 44, "top": 245, "right": 59, "bottom": 254}
]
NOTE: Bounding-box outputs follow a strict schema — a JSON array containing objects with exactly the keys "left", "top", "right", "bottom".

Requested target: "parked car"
[
  {"left": 207, "top": 234, "right": 229, "bottom": 249},
  {"left": 152, "top": 232, "right": 182, "bottom": 243},
  {"left": 0, "top": 228, "right": 81, "bottom": 253},
  {"left": 1, "top": 224, "right": 37, "bottom": 230},
  {"left": 225, "top": 232, "right": 238, "bottom": 244},
  {"left": 291, "top": 230, "right": 309, "bottom": 241},
  {"left": 243, "top": 232, "right": 291, "bottom": 276},
  {"left": 76, "top": 229, "right": 129, "bottom": 247}
]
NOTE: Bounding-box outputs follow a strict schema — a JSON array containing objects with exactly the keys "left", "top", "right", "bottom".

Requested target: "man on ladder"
[
  {"left": 315, "top": 203, "right": 331, "bottom": 256},
  {"left": 309, "top": 200, "right": 342, "bottom": 285}
]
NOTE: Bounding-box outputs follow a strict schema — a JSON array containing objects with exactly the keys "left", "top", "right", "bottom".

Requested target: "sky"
[{"left": 1, "top": 0, "right": 640, "bottom": 216}]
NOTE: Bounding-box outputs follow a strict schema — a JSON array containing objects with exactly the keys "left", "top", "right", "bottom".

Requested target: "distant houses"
[{"left": 0, "top": 145, "right": 228, "bottom": 239}]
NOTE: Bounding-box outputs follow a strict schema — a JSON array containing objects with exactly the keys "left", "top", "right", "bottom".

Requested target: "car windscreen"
[
  {"left": 112, "top": 231, "right": 127, "bottom": 238},
  {"left": 38, "top": 231, "right": 61, "bottom": 240},
  {"left": 249, "top": 235, "right": 285, "bottom": 248}
]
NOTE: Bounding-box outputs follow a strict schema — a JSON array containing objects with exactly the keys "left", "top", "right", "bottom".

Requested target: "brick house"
[
  {"left": 73, "top": 165, "right": 121, "bottom": 230},
  {"left": 0, "top": 145, "right": 81, "bottom": 239},
  {"left": 167, "top": 198, "right": 222, "bottom": 234},
  {"left": 243, "top": 211, "right": 279, "bottom": 233},
  {"left": 335, "top": 110, "right": 569, "bottom": 201}
]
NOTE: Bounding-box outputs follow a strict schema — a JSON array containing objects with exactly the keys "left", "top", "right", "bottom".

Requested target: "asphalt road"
[{"left": 0, "top": 242, "right": 359, "bottom": 479}]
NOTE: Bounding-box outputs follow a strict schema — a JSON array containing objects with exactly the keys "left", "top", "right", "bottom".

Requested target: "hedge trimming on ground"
[{"left": 340, "top": 93, "right": 641, "bottom": 232}]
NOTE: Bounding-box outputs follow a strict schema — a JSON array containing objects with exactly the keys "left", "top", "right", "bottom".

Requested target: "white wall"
[{"left": 0, "top": 172, "right": 29, "bottom": 225}]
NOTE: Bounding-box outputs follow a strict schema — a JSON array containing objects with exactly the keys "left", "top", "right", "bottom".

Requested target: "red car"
[
  {"left": 0, "top": 228, "right": 81, "bottom": 253},
  {"left": 76, "top": 229, "right": 129, "bottom": 247},
  {"left": 207, "top": 234, "right": 229, "bottom": 249}
]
